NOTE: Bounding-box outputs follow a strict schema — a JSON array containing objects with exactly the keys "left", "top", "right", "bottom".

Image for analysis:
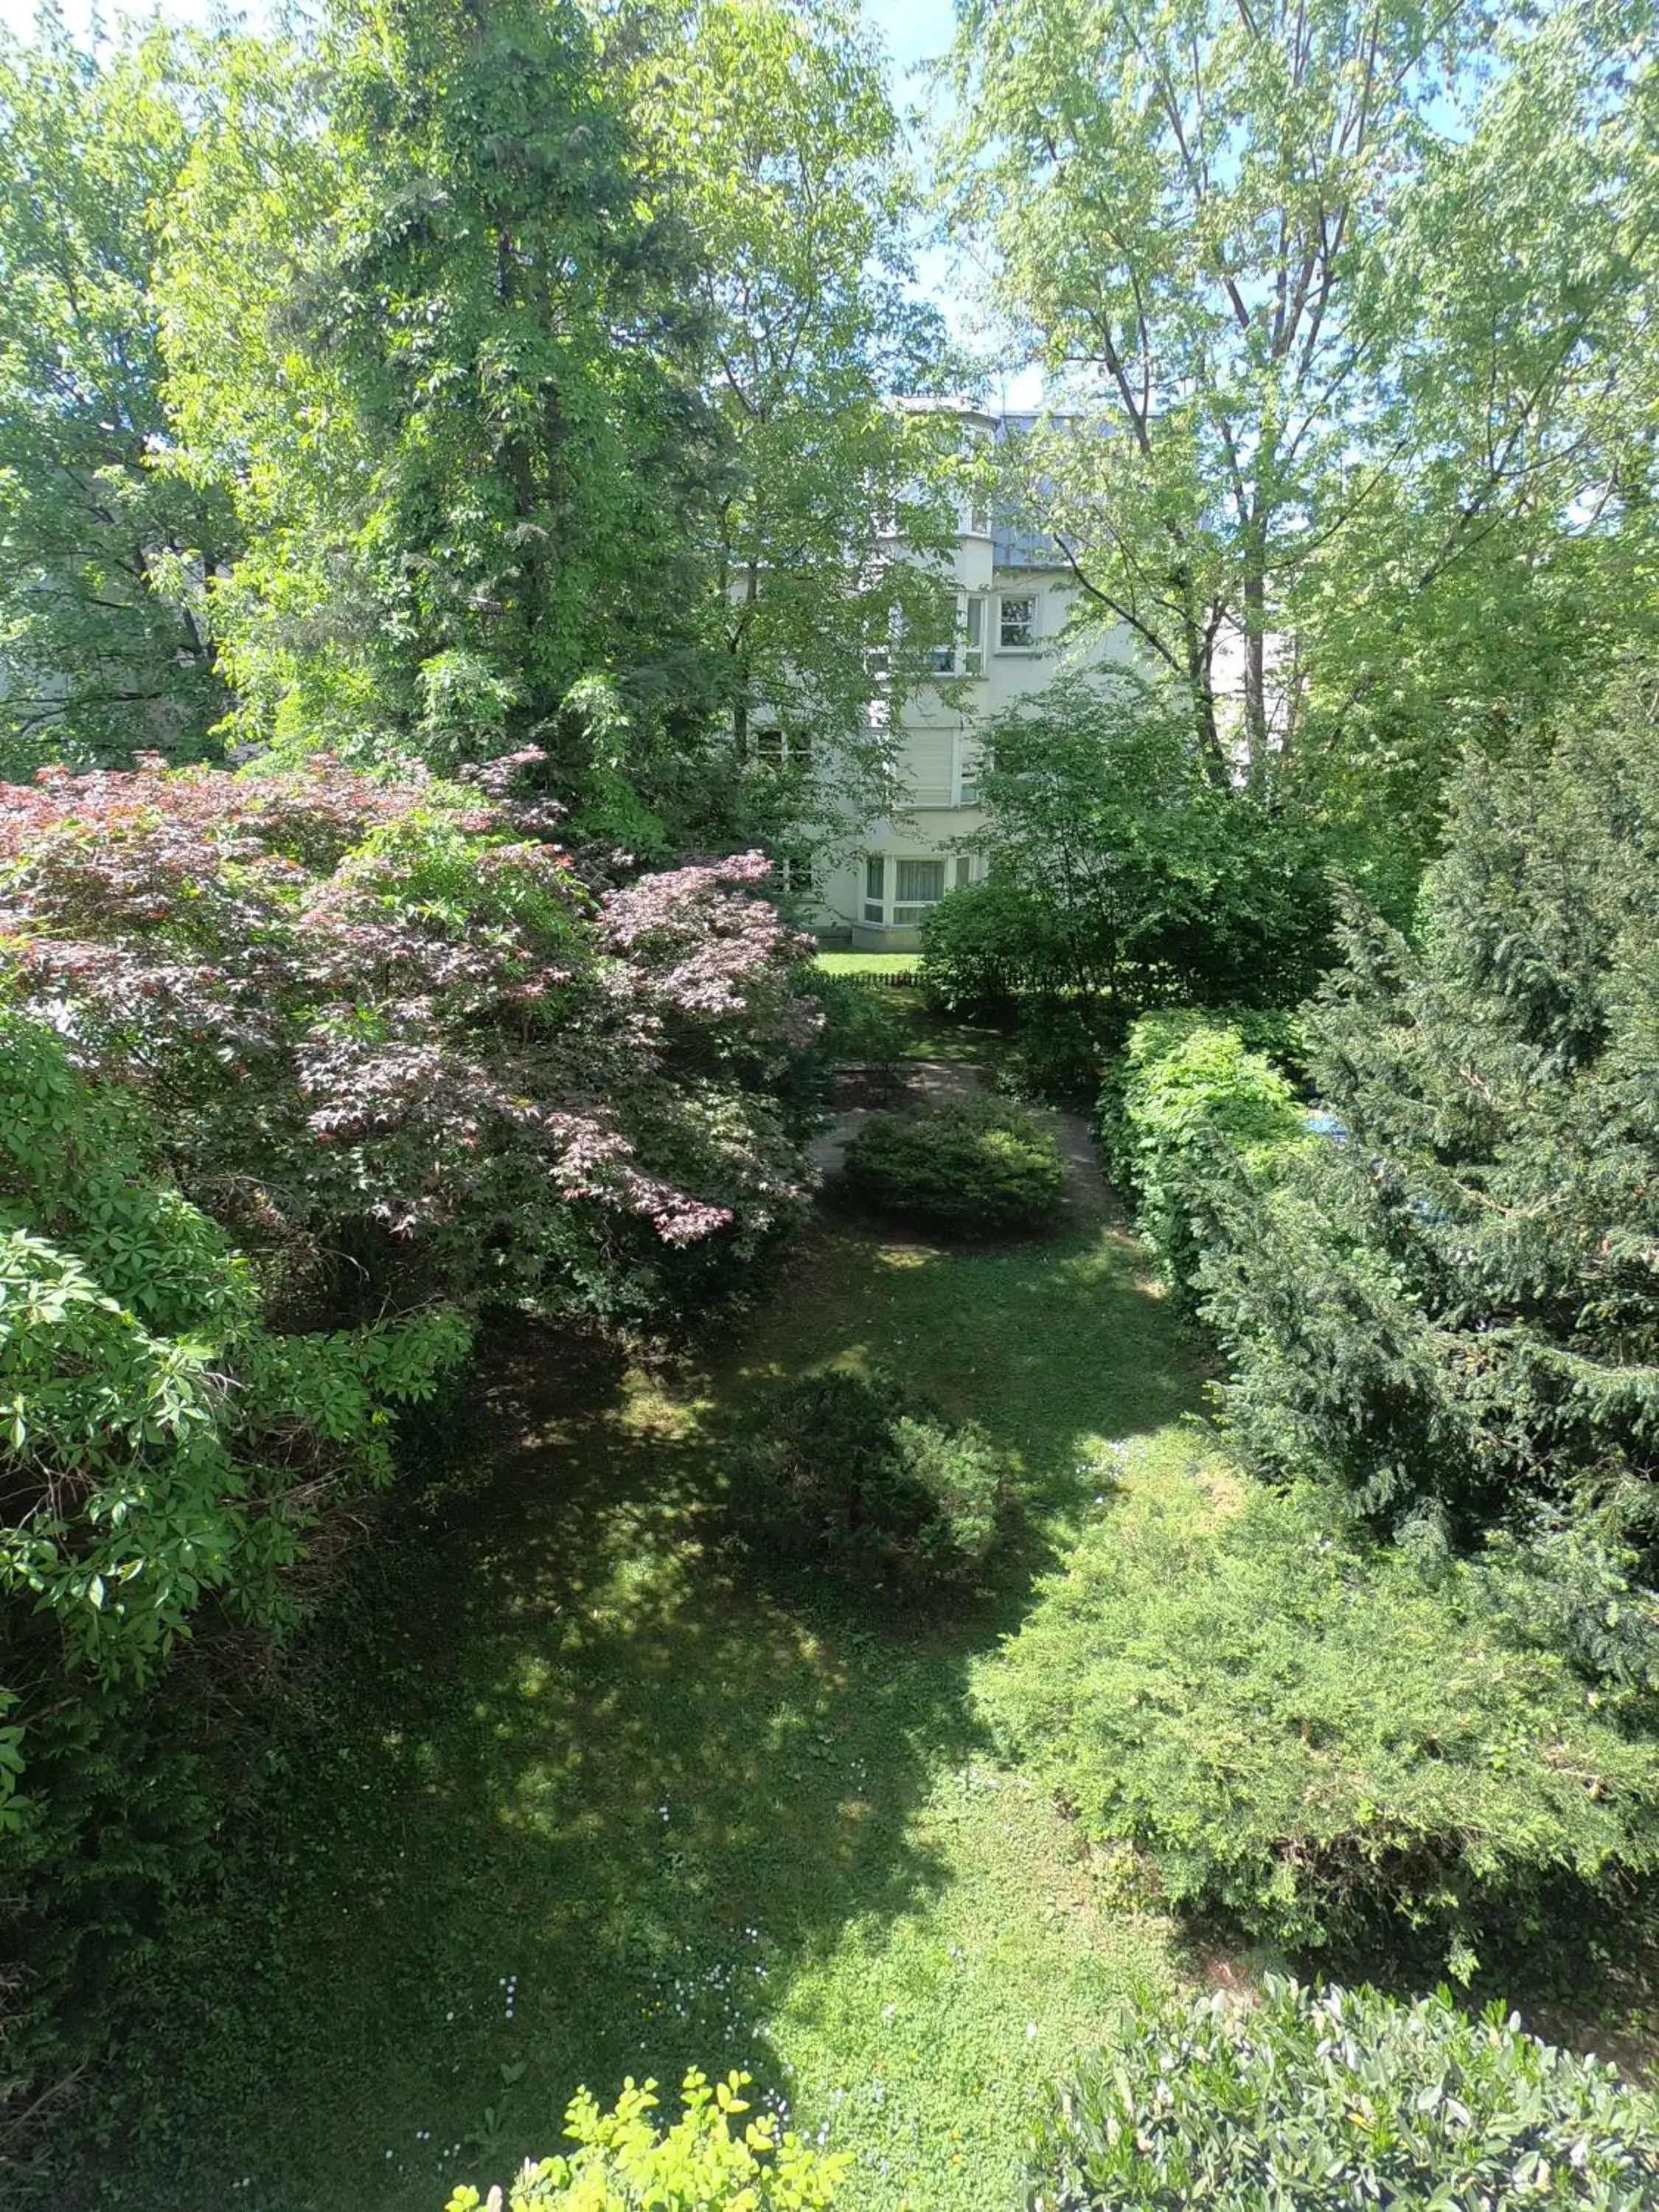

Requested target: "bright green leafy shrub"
[
  {"left": 728, "top": 1369, "right": 1010, "bottom": 1585},
  {"left": 990, "top": 1481, "right": 1659, "bottom": 1956},
  {"left": 1032, "top": 1978, "right": 1659, "bottom": 2209},
  {"left": 918, "top": 675, "right": 1335, "bottom": 1026},
  {"left": 0, "top": 1009, "right": 469, "bottom": 2050},
  {"left": 445, "top": 2068, "right": 847, "bottom": 2211},
  {"left": 1102, "top": 1013, "right": 1310, "bottom": 1300},
  {"left": 842, "top": 1095, "right": 1063, "bottom": 1234}
]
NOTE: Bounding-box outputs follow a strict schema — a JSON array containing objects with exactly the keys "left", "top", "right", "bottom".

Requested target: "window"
[
  {"left": 863, "top": 853, "right": 886, "bottom": 925},
  {"left": 894, "top": 858, "right": 946, "bottom": 924},
  {"left": 999, "top": 594, "right": 1038, "bottom": 650},
  {"left": 958, "top": 745, "right": 982, "bottom": 806},
  {"left": 954, "top": 856, "right": 975, "bottom": 890},
  {"left": 775, "top": 848, "right": 817, "bottom": 897},
  {"left": 964, "top": 595, "right": 986, "bottom": 675},
  {"left": 930, "top": 597, "right": 989, "bottom": 678},
  {"left": 755, "top": 727, "right": 810, "bottom": 770}
]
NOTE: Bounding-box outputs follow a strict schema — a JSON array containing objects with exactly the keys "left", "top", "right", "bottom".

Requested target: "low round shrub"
[
  {"left": 990, "top": 1479, "right": 1659, "bottom": 1958},
  {"left": 842, "top": 1096, "right": 1064, "bottom": 1234},
  {"left": 727, "top": 1369, "right": 1009, "bottom": 1585},
  {"left": 1033, "top": 1979, "right": 1659, "bottom": 2210}
]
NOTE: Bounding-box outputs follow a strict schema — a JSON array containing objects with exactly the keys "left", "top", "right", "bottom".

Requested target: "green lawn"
[
  {"left": 83, "top": 1193, "right": 1211, "bottom": 2211},
  {"left": 813, "top": 953, "right": 920, "bottom": 981}
]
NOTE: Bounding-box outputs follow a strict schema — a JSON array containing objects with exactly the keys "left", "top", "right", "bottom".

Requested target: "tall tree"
[
  {"left": 619, "top": 0, "right": 968, "bottom": 856},
  {"left": 0, "top": 21, "right": 238, "bottom": 775},
  {"left": 164, "top": 0, "right": 722, "bottom": 836},
  {"left": 943, "top": 0, "right": 1659, "bottom": 848}
]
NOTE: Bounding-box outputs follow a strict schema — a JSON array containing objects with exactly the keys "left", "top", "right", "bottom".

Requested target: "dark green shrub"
[
  {"left": 727, "top": 1369, "right": 1009, "bottom": 1585},
  {"left": 1102, "top": 1014, "right": 1310, "bottom": 1301},
  {"left": 1198, "top": 701, "right": 1659, "bottom": 1556},
  {"left": 842, "top": 1096, "right": 1064, "bottom": 1234},
  {"left": 921, "top": 877, "right": 1065, "bottom": 1017},
  {"left": 800, "top": 970, "right": 906, "bottom": 1074},
  {"left": 919, "top": 676, "right": 1335, "bottom": 1025},
  {"left": 999, "top": 1001, "right": 1114, "bottom": 1108},
  {"left": 1032, "top": 1978, "right": 1659, "bottom": 2210},
  {"left": 990, "top": 1481, "right": 1659, "bottom": 1957}
]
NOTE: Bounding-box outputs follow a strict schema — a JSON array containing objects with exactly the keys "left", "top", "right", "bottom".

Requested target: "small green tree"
[
  {"left": 922, "top": 674, "right": 1333, "bottom": 1020},
  {"left": 1200, "top": 673, "right": 1659, "bottom": 1572}
]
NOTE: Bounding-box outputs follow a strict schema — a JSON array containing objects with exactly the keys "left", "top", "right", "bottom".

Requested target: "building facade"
[{"left": 810, "top": 408, "right": 1133, "bottom": 950}]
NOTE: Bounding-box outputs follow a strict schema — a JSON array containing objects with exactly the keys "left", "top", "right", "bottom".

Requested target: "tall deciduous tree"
[
  {"left": 944, "top": 0, "right": 1659, "bottom": 850},
  {"left": 164, "top": 0, "right": 722, "bottom": 838},
  {"left": 620, "top": 0, "right": 968, "bottom": 857},
  {"left": 0, "top": 22, "right": 239, "bottom": 774}
]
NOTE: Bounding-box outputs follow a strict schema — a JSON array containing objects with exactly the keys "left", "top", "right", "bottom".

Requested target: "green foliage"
[
  {"left": 161, "top": 0, "right": 717, "bottom": 801},
  {"left": 0, "top": 1008, "right": 469, "bottom": 2054},
  {"left": 991, "top": 1481, "right": 1659, "bottom": 1957},
  {"left": 1102, "top": 1013, "right": 1310, "bottom": 1299},
  {"left": 728, "top": 1368, "right": 1010, "bottom": 1585},
  {"left": 843, "top": 1096, "right": 1064, "bottom": 1236},
  {"left": 800, "top": 970, "right": 906, "bottom": 1075},
  {"left": 1033, "top": 1978, "right": 1659, "bottom": 2209},
  {"left": 945, "top": 0, "right": 1659, "bottom": 874},
  {"left": 621, "top": 0, "right": 964, "bottom": 847},
  {"left": 919, "top": 678, "right": 1335, "bottom": 1032},
  {"left": 0, "top": 22, "right": 238, "bottom": 773},
  {"left": 1198, "top": 684, "right": 1659, "bottom": 1562},
  {"left": 445, "top": 2070, "right": 846, "bottom": 2212}
]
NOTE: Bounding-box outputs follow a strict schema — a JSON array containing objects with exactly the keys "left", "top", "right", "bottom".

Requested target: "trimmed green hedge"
[
  {"left": 991, "top": 1481, "right": 1659, "bottom": 1956},
  {"left": 1033, "top": 1979, "right": 1659, "bottom": 2209},
  {"left": 842, "top": 1095, "right": 1064, "bottom": 1234},
  {"left": 1097, "top": 1012, "right": 1308, "bottom": 1301}
]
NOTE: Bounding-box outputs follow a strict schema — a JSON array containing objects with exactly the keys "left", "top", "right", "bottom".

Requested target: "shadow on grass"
[{"left": 77, "top": 1211, "right": 1200, "bottom": 2212}]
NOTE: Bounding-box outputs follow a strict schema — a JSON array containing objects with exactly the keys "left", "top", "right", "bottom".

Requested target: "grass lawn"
[
  {"left": 80, "top": 1173, "right": 1213, "bottom": 2211},
  {"left": 813, "top": 953, "right": 920, "bottom": 981}
]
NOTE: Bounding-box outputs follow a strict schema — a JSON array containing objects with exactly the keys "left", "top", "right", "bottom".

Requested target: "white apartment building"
[{"left": 811, "top": 408, "right": 1134, "bottom": 950}]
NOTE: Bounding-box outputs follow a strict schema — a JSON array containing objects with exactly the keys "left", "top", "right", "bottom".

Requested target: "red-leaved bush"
[{"left": 0, "top": 754, "right": 818, "bottom": 1330}]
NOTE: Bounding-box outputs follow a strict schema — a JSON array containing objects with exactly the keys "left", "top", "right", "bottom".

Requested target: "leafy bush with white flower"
[{"left": 1033, "top": 1979, "right": 1659, "bottom": 2209}]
